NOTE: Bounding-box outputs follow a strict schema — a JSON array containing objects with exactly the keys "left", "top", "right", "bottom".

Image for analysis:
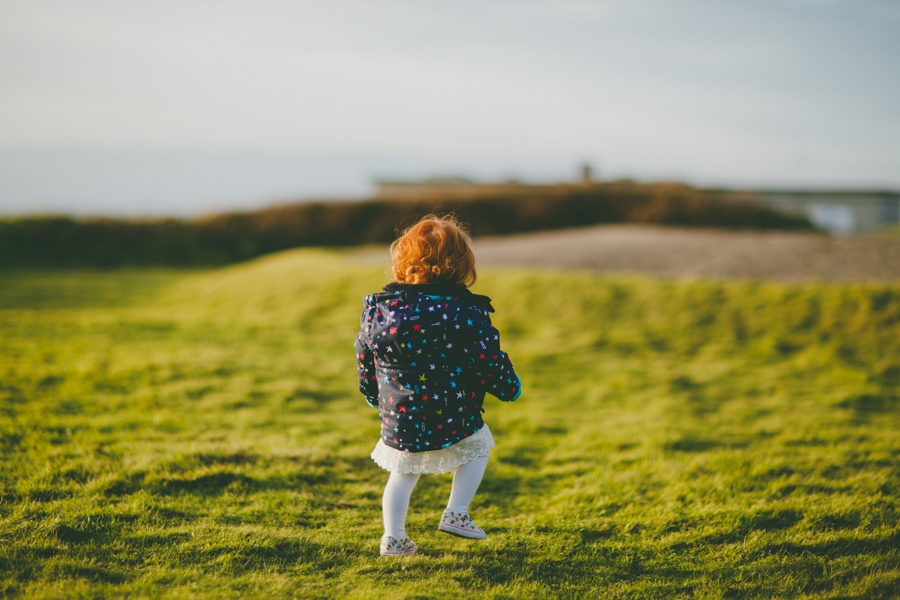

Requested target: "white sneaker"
[
  {"left": 438, "top": 509, "right": 487, "bottom": 539},
  {"left": 380, "top": 535, "right": 417, "bottom": 556}
]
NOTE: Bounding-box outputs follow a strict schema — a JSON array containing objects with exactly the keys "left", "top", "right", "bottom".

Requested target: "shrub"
[{"left": 0, "top": 182, "right": 811, "bottom": 268}]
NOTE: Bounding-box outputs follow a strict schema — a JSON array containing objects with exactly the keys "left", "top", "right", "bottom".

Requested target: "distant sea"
[
  {"left": 5, "top": 147, "right": 891, "bottom": 219},
  {"left": 0, "top": 148, "right": 582, "bottom": 218}
]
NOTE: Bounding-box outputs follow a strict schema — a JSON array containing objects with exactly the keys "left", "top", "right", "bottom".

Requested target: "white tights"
[{"left": 382, "top": 452, "right": 490, "bottom": 539}]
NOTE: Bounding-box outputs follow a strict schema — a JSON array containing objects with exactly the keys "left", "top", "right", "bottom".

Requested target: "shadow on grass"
[
  {"left": 663, "top": 435, "right": 752, "bottom": 453},
  {"left": 150, "top": 469, "right": 335, "bottom": 497},
  {"left": 102, "top": 454, "right": 350, "bottom": 498},
  {"left": 667, "top": 509, "right": 806, "bottom": 550},
  {"left": 180, "top": 537, "right": 341, "bottom": 574},
  {"left": 760, "top": 530, "right": 900, "bottom": 559},
  {"left": 837, "top": 393, "right": 900, "bottom": 415},
  {"left": 54, "top": 514, "right": 138, "bottom": 544},
  {"left": 830, "top": 573, "right": 900, "bottom": 600},
  {"left": 123, "top": 532, "right": 194, "bottom": 547},
  {"left": 44, "top": 563, "right": 130, "bottom": 584}
]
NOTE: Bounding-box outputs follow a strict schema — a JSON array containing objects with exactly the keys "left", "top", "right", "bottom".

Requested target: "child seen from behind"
[{"left": 355, "top": 215, "right": 521, "bottom": 556}]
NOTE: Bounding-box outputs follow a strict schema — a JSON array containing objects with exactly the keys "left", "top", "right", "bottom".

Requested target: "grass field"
[{"left": 1, "top": 249, "right": 899, "bottom": 599}]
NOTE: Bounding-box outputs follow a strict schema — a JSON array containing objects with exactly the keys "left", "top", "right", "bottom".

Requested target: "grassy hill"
[{"left": 1, "top": 251, "right": 899, "bottom": 598}]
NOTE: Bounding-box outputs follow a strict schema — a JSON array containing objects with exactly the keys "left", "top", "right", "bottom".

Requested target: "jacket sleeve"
[
  {"left": 355, "top": 326, "right": 380, "bottom": 409},
  {"left": 464, "top": 306, "right": 521, "bottom": 402}
]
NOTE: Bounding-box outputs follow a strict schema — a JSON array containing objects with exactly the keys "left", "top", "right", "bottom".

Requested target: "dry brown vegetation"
[{"left": 0, "top": 181, "right": 810, "bottom": 268}]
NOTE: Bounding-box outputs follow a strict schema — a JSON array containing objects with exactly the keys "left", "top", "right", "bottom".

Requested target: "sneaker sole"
[
  {"left": 438, "top": 522, "right": 487, "bottom": 540},
  {"left": 380, "top": 546, "right": 417, "bottom": 556}
]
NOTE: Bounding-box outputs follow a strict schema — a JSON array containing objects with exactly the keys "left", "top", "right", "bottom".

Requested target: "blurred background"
[
  {"left": 0, "top": 0, "right": 897, "bottom": 216},
  {"left": 2, "top": 0, "right": 899, "bottom": 273}
]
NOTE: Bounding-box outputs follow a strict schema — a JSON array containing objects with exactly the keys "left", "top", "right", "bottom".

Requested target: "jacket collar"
[
  {"left": 383, "top": 281, "right": 471, "bottom": 296},
  {"left": 376, "top": 282, "right": 494, "bottom": 311}
]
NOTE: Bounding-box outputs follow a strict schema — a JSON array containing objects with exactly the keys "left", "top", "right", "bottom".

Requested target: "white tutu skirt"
[{"left": 370, "top": 424, "right": 495, "bottom": 474}]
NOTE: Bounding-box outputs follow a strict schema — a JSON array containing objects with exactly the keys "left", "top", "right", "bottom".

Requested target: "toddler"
[{"left": 355, "top": 215, "right": 521, "bottom": 556}]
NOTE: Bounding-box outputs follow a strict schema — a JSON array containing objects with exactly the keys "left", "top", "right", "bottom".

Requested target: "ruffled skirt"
[{"left": 370, "top": 424, "right": 495, "bottom": 474}]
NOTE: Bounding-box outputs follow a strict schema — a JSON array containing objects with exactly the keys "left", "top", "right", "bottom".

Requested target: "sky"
[{"left": 1, "top": 0, "right": 898, "bottom": 217}]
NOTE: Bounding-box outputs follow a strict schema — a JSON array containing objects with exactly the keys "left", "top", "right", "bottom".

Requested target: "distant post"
[{"left": 581, "top": 162, "right": 594, "bottom": 185}]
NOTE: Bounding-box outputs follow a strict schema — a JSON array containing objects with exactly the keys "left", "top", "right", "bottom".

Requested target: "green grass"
[{"left": 1, "top": 249, "right": 899, "bottom": 599}]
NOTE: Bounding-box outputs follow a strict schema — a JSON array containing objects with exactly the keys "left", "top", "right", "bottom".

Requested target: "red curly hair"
[{"left": 390, "top": 215, "right": 477, "bottom": 286}]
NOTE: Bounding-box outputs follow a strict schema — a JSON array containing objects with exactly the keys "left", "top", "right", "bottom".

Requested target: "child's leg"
[
  {"left": 447, "top": 452, "right": 490, "bottom": 514},
  {"left": 383, "top": 471, "right": 420, "bottom": 539}
]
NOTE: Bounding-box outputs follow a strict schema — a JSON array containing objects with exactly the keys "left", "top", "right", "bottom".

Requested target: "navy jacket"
[{"left": 356, "top": 282, "right": 521, "bottom": 453}]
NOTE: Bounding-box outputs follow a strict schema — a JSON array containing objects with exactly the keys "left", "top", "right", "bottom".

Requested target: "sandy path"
[{"left": 356, "top": 225, "right": 900, "bottom": 281}]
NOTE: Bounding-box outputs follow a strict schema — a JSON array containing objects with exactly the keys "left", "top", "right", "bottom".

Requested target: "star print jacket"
[{"left": 355, "top": 282, "right": 521, "bottom": 453}]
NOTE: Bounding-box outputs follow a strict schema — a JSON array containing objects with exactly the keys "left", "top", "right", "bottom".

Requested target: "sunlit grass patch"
[{"left": 1, "top": 249, "right": 899, "bottom": 598}]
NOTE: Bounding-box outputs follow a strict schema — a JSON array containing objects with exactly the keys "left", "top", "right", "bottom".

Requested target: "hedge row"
[{"left": 0, "top": 182, "right": 812, "bottom": 268}]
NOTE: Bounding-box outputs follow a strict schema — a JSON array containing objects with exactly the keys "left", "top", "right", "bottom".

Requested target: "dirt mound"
[{"left": 473, "top": 225, "right": 900, "bottom": 281}]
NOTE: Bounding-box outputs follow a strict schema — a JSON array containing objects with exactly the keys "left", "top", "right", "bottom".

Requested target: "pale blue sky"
[{"left": 1, "top": 0, "right": 898, "bottom": 216}]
